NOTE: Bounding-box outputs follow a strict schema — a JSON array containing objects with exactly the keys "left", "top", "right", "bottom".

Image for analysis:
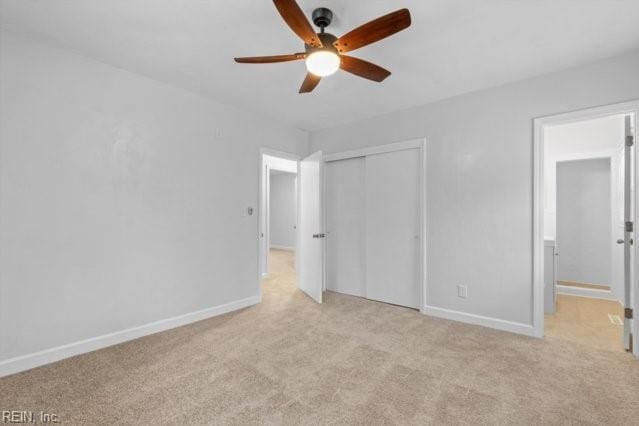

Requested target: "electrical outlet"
[{"left": 457, "top": 285, "right": 468, "bottom": 299}]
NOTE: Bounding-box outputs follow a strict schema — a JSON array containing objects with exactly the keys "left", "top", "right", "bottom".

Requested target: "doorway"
[
  {"left": 534, "top": 103, "right": 638, "bottom": 356},
  {"left": 258, "top": 149, "right": 325, "bottom": 304},
  {"left": 259, "top": 151, "right": 299, "bottom": 287}
]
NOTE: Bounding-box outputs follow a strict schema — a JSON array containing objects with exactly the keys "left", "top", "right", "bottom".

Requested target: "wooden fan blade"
[
  {"left": 299, "top": 73, "right": 321, "bottom": 93},
  {"left": 333, "top": 9, "right": 411, "bottom": 53},
  {"left": 273, "top": 0, "right": 322, "bottom": 48},
  {"left": 340, "top": 56, "right": 391, "bottom": 82},
  {"left": 235, "top": 53, "right": 306, "bottom": 64}
]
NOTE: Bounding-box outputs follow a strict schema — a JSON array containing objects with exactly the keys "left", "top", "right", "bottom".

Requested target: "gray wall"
[
  {"left": 557, "top": 159, "right": 612, "bottom": 286},
  {"left": 0, "top": 33, "right": 308, "bottom": 362},
  {"left": 269, "top": 173, "right": 296, "bottom": 249},
  {"left": 310, "top": 48, "right": 639, "bottom": 328}
]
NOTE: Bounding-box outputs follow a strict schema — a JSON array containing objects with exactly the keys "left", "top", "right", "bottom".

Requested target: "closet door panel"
[
  {"left": 365, "top": 149, "right": 420, "bottom": 308},
  {"left": 325, "top": 157, "right": 367, "bottom": 297}
]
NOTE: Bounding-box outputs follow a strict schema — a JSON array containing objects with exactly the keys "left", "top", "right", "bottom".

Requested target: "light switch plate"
[{"left": 457, "top": 285, "right": 468, "bottom": 299}]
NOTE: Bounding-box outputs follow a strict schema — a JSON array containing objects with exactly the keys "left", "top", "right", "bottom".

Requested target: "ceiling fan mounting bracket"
[{"left": 312, "top": 7, "right": 333, "bottom": 31}]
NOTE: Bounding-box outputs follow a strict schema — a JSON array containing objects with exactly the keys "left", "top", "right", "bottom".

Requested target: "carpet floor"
[
  {"left": 545, "top": 294, "right": 625, "bottom": 352},
  {"left": 1, "top": 249, "right": 638, "bottom": 424}
]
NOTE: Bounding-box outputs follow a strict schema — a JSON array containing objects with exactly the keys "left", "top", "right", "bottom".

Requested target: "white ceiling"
[{"left": 2, "top": 0, "right": 639, "bottom": 131}]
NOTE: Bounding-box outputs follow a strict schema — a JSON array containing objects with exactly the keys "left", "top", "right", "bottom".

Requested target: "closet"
[{"left": 325, "top": 143, "right": 422, "bottom": 309}]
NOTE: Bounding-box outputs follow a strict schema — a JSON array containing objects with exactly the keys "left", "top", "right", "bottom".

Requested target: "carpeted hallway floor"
[
  {"left": 545, "top": 293, "right": 625, "bottom": 353},
  {"left": 1, "top": 248, "right": 638, "bottom": 424}
]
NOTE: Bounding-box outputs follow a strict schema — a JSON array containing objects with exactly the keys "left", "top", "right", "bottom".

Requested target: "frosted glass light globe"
[{"left": 306, "top": 51, "right": 340, "bottom": 77}]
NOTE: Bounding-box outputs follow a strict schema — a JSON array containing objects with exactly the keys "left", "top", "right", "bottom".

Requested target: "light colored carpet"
[
  {"left": 545, "top": 294, "right": 625, "bottom": 353},
  {"left": 1, "top": 249, "right": 638, "bottom": 424}
]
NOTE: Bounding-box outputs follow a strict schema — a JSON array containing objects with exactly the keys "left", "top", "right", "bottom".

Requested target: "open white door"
[
  {"left": 298, "top": 151, "right": 324, "bottom": 303},
  {"left": 623, "top": 114, "right": 635, "bottom": 352}
]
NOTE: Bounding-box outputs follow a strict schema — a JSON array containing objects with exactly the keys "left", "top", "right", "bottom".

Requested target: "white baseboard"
[
  {"left": 422, "top": 305, "right": 535, "bottom": 336},
  {"left": 0, "top": 295, "right": 261, "bottom": 378},
  {"left": 556, "top": 285, "right": 621, "bottom": 302},
  {"left": 269, "top": 245, "right": 294, "bottom": 252}
]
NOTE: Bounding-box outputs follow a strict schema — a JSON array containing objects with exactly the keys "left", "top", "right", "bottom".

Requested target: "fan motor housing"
[
  {"left": 312, "top": 7, "right": 333, "bottom": 28},
  {"left": 305, "top": 32, "right": 338, "bottom": 55}
]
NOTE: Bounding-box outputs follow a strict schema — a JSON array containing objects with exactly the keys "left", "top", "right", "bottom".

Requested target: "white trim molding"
[
  {"left": 0, "top": 295, "right": 261, "bottom": 378},
  {"left": 323, "top": 139, "right": 423, "bottom": 162},
  {"left": 423, "top": 305, "right": 535, "bottom": 336},
  {"left": 260, "top": 147, "right": 302, "bottom": 162}
]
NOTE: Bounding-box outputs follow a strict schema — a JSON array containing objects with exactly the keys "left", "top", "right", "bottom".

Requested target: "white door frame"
[
  {"left": 323, "top": 138, "right": 428, "bottom": 311},
  {"left": 258, "top": 148, "right": 301, "bottom": 285},
  {"left": 533, "top": 100, "right": 639, "bottom": 357}
]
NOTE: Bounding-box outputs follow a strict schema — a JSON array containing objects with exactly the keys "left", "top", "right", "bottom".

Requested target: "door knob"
[
  {"left": 312, "top": 233, "right": 326, "bottom": 239},
  {"left": 617, "top": 239, "right": 634, "bottom": 245},
  {"left": 617, "top": 239, "right": 624, "bottom": 244}
]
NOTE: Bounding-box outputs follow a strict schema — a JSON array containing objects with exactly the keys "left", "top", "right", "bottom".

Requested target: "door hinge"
[
  {"left": 626, "top": 221, "right": 634, "bottom": 232},
  {"left": 626, "top": 135, "right": 634, "bottom": 147},
  {"left": 625, "top": 308, "right": 634, "bottom": 319}
]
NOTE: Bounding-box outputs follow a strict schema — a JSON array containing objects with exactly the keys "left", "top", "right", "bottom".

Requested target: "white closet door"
[
  {"left": 365, "top": 149, "right": 421, "bottom": 308},
  {"left": 325, "top": 157, "right": 366, "bottom": 297}
]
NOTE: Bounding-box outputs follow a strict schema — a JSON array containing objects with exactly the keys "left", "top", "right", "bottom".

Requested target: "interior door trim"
[{"left": 323, "top": 139, "right": 424, "bottom": 162}]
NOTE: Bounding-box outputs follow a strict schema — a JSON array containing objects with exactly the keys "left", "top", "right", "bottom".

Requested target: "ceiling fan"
[{"left": 234, "top": 0, "right": 411, "bottom": 93}]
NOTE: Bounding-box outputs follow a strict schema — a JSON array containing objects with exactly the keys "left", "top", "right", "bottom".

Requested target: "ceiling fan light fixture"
[
  {"left": 234, "top": 2, "right": 412, "bottom": 93},
  {"left": 305, "top": 50, "right": 340, "bottom": 77}
]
